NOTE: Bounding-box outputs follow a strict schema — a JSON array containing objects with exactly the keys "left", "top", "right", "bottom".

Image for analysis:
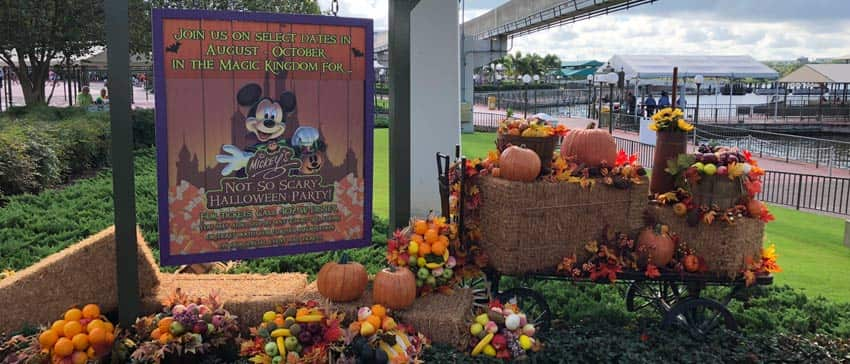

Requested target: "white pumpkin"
[{"left": 505, "top": 314, "right": 521, "bottom": 330}]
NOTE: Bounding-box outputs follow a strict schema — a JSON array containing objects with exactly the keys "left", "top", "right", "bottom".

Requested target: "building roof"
[
  {"left": 559, "top": 67, "right": 596, "bottom": 78},
  {"left": 779, "top": 64, "right": 850, "bottom": 83},
  {"left": 606, "top": 55, "right": 779, "bottom": 79},
  {"left": 561, "top": 60, "right": 602, "bottom": 68}
]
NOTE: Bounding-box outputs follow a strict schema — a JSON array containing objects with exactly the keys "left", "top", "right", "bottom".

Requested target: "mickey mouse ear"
[
  {"left": 279, "top": 91, "right": 297, "bottom": 112},
  {"left": 237, "top": 83, "right": 262, "bottom": 106}
]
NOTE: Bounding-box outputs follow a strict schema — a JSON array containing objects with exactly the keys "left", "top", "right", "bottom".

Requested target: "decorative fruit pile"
[
  {"left": 497, "top": 117, "right": 568, "bottom": 138},
  {"left": 468, "top": 301, "right": 541, "bottom": 360},
  {"left": 658, "top": 145, "right": 774, "bottom": 225},
  {"left": 36, "top": 304, "right": 115, "bottom": 364},
  {"left": 344, "top": 305, "right": 428, "bottom": 363},
  {"left": 130, "top": 289, "right": 239, "bottom": 362},
  {"left": 239, "top": 301, "right": 343, "bottom": 364},
  {"left": 386, "top": 216, "right": 459, "bottom": 295}
]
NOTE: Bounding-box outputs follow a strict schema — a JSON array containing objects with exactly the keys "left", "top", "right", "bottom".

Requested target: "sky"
[{"left": 316, "top": 0, "right": 850, "bottom": 62}]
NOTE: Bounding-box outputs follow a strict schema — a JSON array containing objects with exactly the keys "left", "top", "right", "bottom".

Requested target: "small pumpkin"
[
  {"left": 317, "top": 253, "right": 368, "bottom": 302},
  {"left": 638, "top": 227, "right": 675, "bottom": 267},
  {"left": 372, "top": 266, "right": 417, "bottom": 310},
  {"left": 683, "top": 255, "right": 700, "bottom": 273},
  {"left": 747, "top": 199, "right": 763, "bottom": 217},
  {"left": 560, "top": 122, "right": 617, "bottom": 167},
  {"left": 499, "top": 145, "right": 541, "bottom": 182}
]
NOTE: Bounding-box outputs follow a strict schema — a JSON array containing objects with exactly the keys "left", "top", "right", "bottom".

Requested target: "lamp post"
[
  {"left": 587, "top": 74, "right": 594, "bottom": 118},
  {"left": 495, "top": 73, "right": 503, "bottom": 110},
  {"left": 694, "top": 74, "right": 703, "bottom": 145},
  {"left": 533, "top": 74, "right": 540, "bottom": 114},
  {"left": 522, "top": 74, "right": 532, "bottom": 118},
  {"left": 606, "top": 72, "right": 617, "bottom": 134}
]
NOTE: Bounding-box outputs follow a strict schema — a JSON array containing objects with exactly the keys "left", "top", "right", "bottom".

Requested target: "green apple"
[
  {"left": 691, "top": 162, "right": 705, "bottom": 172},
  {"left": 703, "top": 163, "right": 717, "bottom": 176},
  {"left": 417, "top": 267, "right": 430, "bottom": 280},
  {"left": 170, "top": 321, "right": 185, "bottom": 336},
  {"left": 475, "top": 313, "right": 489, "bottom": 325},
  {"left": 426, "top": 276, "right": 437, "bottom": 286},
  {"left": 284, "top": 336, "right": 298, "bottom": 351},
  {"left": 470, "top": 323, "right": 483, "bottom": 336},
  {"left": 264, "top": 342, "right": 279, "bottom": 356}
]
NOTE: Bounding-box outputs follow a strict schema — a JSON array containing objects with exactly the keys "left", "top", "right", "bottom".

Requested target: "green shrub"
[
  {"left": 374, "top": 114, "right": 389, "bottom": 128},
  {"left": 0, "top": 125, "right": 63, "bottom": 196}
]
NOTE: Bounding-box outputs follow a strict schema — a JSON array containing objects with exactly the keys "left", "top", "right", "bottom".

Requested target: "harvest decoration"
[
  {"left": 468, "top": 300, "right": 541, "bottom": 360},
  {"left": 743, "top": 244, "right": 783, "bottom": 287},
  {"left": 32, "top": 304, "right": 116, "bottom": 363},
  {"left": 657, "top": 145, "right": 774, "bottom": 226},
  {"left": 340, "top": 305, "right": 429, "bottom": 363},
  {"left": 648, "top": 107, "right": 694, "bottom": 132},
  {"left": 316, "top": 253, "right": 368, "bottom": 302},
  {"left": 239, "top": 301, "right": 344, "bottom": 364},
  {"left": 129, "top": 289, "right": 240, "bottom": 363},
  {"left": 496, "top": 117, "right": 569, "bottom": 138},
  {"left": 560, "top": 122, "right": 617, "bottom": 168},
  {"left": 385, "top": 215, "right": 460, "bottom": 296}
]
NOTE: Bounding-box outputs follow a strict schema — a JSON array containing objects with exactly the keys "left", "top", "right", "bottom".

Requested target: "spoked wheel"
[
  {"left": 457, "top": 275, "right": 493, "bottom": 314},
  {"left": 497, "top": 288, "right": 552, "bottom": 332},
  {"left": 625, "top": 281, "right": 686, "bottom": 313},
  {"left": 662, "top": 298, "right": 737, "bottom": 339}
]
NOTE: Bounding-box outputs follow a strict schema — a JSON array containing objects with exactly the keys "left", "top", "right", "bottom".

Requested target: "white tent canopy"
[
  {"left": 779, "top": 64, "right": 850, "bottom": 83},
  {"left": 605, "top": 55, "right": 779, "bottom": 80}
]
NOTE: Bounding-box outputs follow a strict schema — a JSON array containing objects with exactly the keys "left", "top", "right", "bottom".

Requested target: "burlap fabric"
[
  {"left": 302, "top": 281, "right": 473, "bottom": 349},
  {"left": 648, "top": 206, "right": 764, "bottom": 277},
  {"left": 477, "top": 176, "right": 648, "bottom": 275},
  {"left": 0, "top": 226, "right": 160, "bottom": 334}
]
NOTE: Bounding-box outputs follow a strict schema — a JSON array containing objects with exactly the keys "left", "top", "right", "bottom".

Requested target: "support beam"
[
  {"left": 388, "top": 0, "right": 414, "bottom": 230},
  {"left": 105, "top": 0, "right": 139, "bottom": 326}
]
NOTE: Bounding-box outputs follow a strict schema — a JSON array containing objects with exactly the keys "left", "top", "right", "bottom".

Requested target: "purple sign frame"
[{"left": 152, "top": 8, "right": 374, "bottom": 265}]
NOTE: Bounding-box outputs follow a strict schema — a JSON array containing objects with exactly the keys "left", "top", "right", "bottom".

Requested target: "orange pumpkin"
[
  {"left": 499, "top": 145, "right": 541, "bottom": 182},
  {"left": 638, "top": 227, "right": 675, "bottom": 267},
  {"left": 372, "top": 266, "right": 417, "bottom": 310},
  {"left": 747, "top": 199, "right": 763, "bottom": 217},
  {"left": 683, "top": 255, "right": 700, "bottom": 273},
  {"left": 317, "top": 253, "right": 368, "bottom": 302},
  {"left": 560, "top": 123, "right": 617, "bottom": 167}
]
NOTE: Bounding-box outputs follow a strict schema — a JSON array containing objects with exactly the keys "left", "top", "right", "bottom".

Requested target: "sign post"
[{"left": 152, "top": 10, "right": 374, "bottom": 264}]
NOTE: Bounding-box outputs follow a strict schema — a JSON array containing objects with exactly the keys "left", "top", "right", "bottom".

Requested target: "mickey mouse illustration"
[
  {"left": 216, "top": 83, "right": 297, "bottom": 176},
  {"left": 291, "top": 126, "right": 326, "bottom": 175}
]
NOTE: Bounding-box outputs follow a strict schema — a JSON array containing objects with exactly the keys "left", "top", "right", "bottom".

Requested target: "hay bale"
[
  {"left": 302, "top": 282, "right": 473, "bottom": 349},
  {"left": 477, "top": 176, "right": 648, "bottom": 274},
  {"left": 649, "top": 206, "right": 764, "bottom": 277},
  {"left": 142, "top": 273, "right": 309, "bottom": 325},
  {"left": 0, "top": 226, "right": 160, "bottom": 333}
]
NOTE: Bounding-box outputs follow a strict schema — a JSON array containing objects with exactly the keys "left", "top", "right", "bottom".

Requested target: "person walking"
[
  {"left": 76, "top": 86, "right": 93, "bottom": 107},
  {"left": 644, "top": 93, "right": 657, "bottom": 117},
  {"left": 626, "top": 92, "right": 636, "bottom": 115},
  {"left": 658, "top": 90, "right": 671, "bottom": 108},
  {"left": 676, "top": 95, "right": 687, "bottom": 108},
  {"left": 96, "top": 88, "right": 109, "bottom": 104}
]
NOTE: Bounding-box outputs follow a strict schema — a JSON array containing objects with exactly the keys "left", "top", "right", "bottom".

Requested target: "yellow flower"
[
  {"left": 672, "top": 108, "right": 684, "bottom": 117},
  {"left": 651, "top": 113, "right": 661, "bottom": 122},
  {"left": 677, "top": 119, "right": 694, "bottom": 132},
  {"left": 648, "top": 122, "right": 659, "bottom": 131}
]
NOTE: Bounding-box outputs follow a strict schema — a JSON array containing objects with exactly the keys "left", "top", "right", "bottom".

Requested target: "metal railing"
[{"left": 614, "top": 137, "right": 850, "bottom": 215}]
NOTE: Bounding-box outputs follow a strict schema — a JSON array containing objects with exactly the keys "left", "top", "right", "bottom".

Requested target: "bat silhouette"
[
  {"left": 351, "top": 48, "right": 364, "bottom": 57},
  {"left": 166, "top": 42, "right": 182, "bottom": 53}
]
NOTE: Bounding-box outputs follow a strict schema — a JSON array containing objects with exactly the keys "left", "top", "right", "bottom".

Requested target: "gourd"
[
  {"left": 316, "top": 253, "right": 368, "bottom": 302},
  {"left": 683, "top": 255, "right": 700, "bottom": 273},
  {"left": 499, "top": 145, "right": 541, "bottom": 182},
  {"left": 372, "top": 266, "right": 417, "bottom": 310},
  {"left": 560, "top": 123, "right": 617, "bottom": 167},
  {"left": 747, "top": 199, "right": 763, "bottom": 217},
  {"left": 638, "top": 227, "right": 675, "bottom": 267}
]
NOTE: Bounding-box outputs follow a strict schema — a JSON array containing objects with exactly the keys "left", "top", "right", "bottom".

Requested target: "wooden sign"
[{"left": 152, "top": 9, "right": 373, "bottom": 265}]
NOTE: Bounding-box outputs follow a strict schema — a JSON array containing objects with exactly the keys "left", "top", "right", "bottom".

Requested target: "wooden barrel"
[{"left": 650, "top": 131, "right": 687, "bottom": 194}]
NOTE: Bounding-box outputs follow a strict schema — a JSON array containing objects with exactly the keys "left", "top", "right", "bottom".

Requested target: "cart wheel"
[
  {"left": 662, "top": 298, "right": 737, "bottom": 339},
  {"left": 625, "top": 281, "right": 685, "bottom": 313},
  {"left": 497, "top": 288, "right": 552, "bottom": 332},
  {"left": 457, "top": 275, "right": 493, "bottom": 314}
]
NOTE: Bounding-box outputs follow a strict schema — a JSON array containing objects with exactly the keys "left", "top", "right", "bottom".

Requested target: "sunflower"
[
  {"left": 677, "top": 119, "right": 694, "bottom": 132},
  {"left": 648, "top": 122, "right": 659, "bottom": 131}
]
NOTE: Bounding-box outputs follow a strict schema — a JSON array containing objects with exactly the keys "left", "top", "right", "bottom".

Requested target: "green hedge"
[{"left": 0, "top": 107, "right": 155, "bottom": 198}]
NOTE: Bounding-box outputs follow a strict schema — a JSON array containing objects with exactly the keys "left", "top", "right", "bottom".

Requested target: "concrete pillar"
[
  {"left": 410, "top": 0, "right": 460, "bottom": 217},
  {"left": 460, "top": 35, "right": 507, "bottom": 133}
]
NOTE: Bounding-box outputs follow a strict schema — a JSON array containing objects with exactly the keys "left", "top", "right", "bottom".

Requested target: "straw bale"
[
  {"left": 648, "top": 206, "right": 764, "bottom": 277},
  {"left": 477, "top": 176, "right": 648, "bottom": 275},
  {"left": 142, "top": 273, "right": 309, "bottom": 325},
  {"left": 0, "top": 226, "right": 160, "bottom": 333},
  {"left": 302, "top": 282, "right": 473, "bottom": 349}
]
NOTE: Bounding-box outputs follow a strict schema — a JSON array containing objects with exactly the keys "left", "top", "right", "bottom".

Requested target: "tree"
[
  {"left": 0, "top": 0, "right": 104, "bottom": 106},
  {"left": 130, "top": 0, "right": 321, "bottom": 54}
]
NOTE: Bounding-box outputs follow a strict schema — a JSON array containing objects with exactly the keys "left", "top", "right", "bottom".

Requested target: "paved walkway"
[
  {"left": 473, "top": 104, "right": 850, "bottom": 178},
  {"left": 0, "top": 81, "right": 154, "bottom": 110}
]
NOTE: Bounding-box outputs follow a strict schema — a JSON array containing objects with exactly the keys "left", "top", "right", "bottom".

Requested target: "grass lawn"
[{"left": 372, "top": 129, "right": 850, "bottom": 302}]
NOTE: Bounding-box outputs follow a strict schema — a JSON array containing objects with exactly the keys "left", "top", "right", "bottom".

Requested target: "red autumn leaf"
[{"left": 645, "top": 264, "right": 661, "bottom": 279}]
